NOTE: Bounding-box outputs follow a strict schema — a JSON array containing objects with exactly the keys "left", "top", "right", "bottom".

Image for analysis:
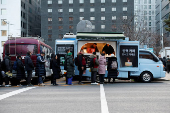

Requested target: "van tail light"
[
  {"left": 117, "top": 72, "right": 119, "bottom": 76},
  {"left": 64, "top": 72, "right": 67, "bottom": 75}
]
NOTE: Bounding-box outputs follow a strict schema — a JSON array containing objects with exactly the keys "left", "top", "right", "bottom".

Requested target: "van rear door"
[{"left": 117, "top": 41, "right": 139, "bottom": 78}]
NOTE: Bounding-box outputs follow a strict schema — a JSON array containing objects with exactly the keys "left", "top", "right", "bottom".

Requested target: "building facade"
[
  {"left": 156, "top": 0, "right": 170, "bottom": 39},
  {"left": 134, "top": 0, "right": 156, "bottom": 33},
  {"left": 0, "top": 0, "right": 41, "bottom": 55},
  {"left": 41, "top": 0, "right": 134, "bottom": 50}
]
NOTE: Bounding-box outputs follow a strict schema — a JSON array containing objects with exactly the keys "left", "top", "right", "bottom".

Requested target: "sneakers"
[
  {"left": 5, "top": 84, "right": 11, "bottom": 87},
  {"left": 17, "top": 84, "right": 23, "bottom": 86},
  {"left": 27, "top": 84, "right": 34, "bottom": 87},
  {"left": 78, "top": 82, "right": 83, "bottom": 85},
  {"left": 91, "top": 82, "right": 98, "bottom": 85},
  {"left": 39, "top": 83, "right": 45, "bottom": 86}
]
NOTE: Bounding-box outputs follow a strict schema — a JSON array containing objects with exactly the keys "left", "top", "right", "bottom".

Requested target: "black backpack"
[
  {"left": 75, "top": 56, "right": 78, "bottom": 66},
  {"left": 89, "top": 58, "right": 94, "bottom": 68},
  {"left": 1, "top": 59, "right": 6, "bottom": 71}
]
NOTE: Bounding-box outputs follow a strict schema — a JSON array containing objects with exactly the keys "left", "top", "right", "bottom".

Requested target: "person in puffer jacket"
[
  {"left": 90, "top": 52, "right": 99, "bottom": 85},
  {"left": 98, "top": 54, "right": 107, "bottom": 84}
]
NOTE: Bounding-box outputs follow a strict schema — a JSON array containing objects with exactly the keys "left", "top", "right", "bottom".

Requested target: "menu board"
[
  {"left": 120, "top": 45, "right": 138, "bottom": 67},
  {"left": 56, "top": 44, "right": 74, "bottom": 65}
]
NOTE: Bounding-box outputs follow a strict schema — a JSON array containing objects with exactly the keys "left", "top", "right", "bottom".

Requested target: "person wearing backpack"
[
  {"left": 25, "top": 51, "right": 34, "bottom": 86},
  {"left": 98, "top": 53, "right": 107, "bottom": 84},
  {"left": 16, "top": 55, "right": 25, "bottom": 86},
  {"left": 66, "top": 52, "right": 74, "bottom": 85},
  {"left": 4, "top": 53, "right": 12, "bottom": 87},
  {"left": 90, "top": 52, "right": 99, "bottom": 85},
  {"left": 166, "top": 55, "right": 170, "bottom": 73},
  {"left": 107, "top": 54, "right": 118, "bottom": 83}
]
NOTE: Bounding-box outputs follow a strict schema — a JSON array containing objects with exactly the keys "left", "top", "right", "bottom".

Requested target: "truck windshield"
[{"left": 5, "top": 44, "right": 38, "bottom": 55}]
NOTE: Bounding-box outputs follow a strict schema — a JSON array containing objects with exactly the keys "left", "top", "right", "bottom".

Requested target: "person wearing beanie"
[{"left": 66, "top": 52, "right": 74, "bottom": 85}]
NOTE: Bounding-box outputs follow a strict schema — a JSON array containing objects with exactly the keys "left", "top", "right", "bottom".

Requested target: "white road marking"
[
  {"left": 0, "top": 87, "right": 36, "bottom": 100},
  {"left": 100, "top": 84, "right": 109, "bottom": 113}
]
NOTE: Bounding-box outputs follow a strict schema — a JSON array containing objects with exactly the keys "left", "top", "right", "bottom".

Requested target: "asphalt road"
[{"left": 0, "top": 76, "right": 170, "bottom": 113}]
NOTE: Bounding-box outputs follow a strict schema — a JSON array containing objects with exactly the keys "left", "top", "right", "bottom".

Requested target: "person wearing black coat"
[
  {"left": 16, "top": 56, "right": 25, "bottom": 86},
  {"left": 36, "top": 52, "right": 46, "bottom": 86},
  {"left": 107, "top": 54, "right": 118, "bottom": 83},
  {"left": 50, "top": 53, "right": 54, "bottom": 84},
  {"left": 25, "top": 51, "right": 34, "bottom": 86},
  {"left": 0, "top": 58, "right": 2, "bottom": 86},
  {"left": 51, "top": 55, "right": 60, "bottom": 85}
]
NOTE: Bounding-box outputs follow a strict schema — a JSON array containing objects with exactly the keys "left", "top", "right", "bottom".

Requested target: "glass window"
[
  {"left": 149, "top": 5, "right": 151, "bottom": 9},
  {"left": 148, "top": 0, "right": 151, "bottom": 4},
  {"left": 58, "top": 26, "right": 63, "bottom": 29},
  {"left": 139, "top": 51, "right": 154, "bottom": 60},
  {"left": 47, "top": 0, "right": 52, "bottom": 4},
  {"left": 80, "top": 17, "right": 84, "bottom": 20},
  {"left": 79, "top": 0, "right": 84, "bottom": 3},
  {"left": 1, "top": 9, "right": 6, "bottom": 15},
  {"left": 101, "top": 8, "right": 105, "bottom": 12},
  {"left": 90, "top": 8, "right": 95, "bottom": 12},
  {"left": 144, "top": 5, "right": 147, "bottom": 9},
  {"left": 101, "top": 25, "right": 105, "bottom": 29},
  {"left": 101, "top": 0, "right": 105, "bottom": 3},
  {"left": 1, "top": 19, "right": 6, "bottom": 26},
  {"left": 69, "top": 0, "right": 73, "bottom": 4},
  {"left": 123, "top": 7, "right": 127, "bottom": 11},
  {"left": 80, "top": 8, "right": 84, "bottom": 12},
  {"left": 48, "top": 18, "right": 52, "bottom": 21},
  {"left": 101, "top": 16, "right": 105, "bottom": 20},
  {"left": 149, "top": 22, "right": 151, "bottom": 26},
  {"left": 69, "top": 8, "right": 73, "bottom": 12},
  {"left": 112, "top": 7, "right": 116, "bottom": 11},
  {"left": 58, "top": 17, "right": 63, "bottom": 21},
  {"left": 58, "top": 0, "right": 62, "bottom": 4},
  {"left": 69, "top": 25, "right": 73, "bottom": 29},
  {"left": 144, "top": 11, "right": 147, "bottom": 15},
  {"left": 29, "top": 0, "right": 32, "bottom": 4},
  {"left": 48, "top": 34, "right": 52, "bottom": 38},
  {"left": 123, "top": 16, "right": 127, "bottom": 19},
  {"left": 149, "top": 16, "right": 151, "bottom": 20},
  {"left": 123, "top": 0, "right": 127, "bottom": 2},
  {"left": 1, "top": 30, "right": 7, "bottom": 36},
  {"left": 48, "top": 26, "right": 52, "bottom": 30},
  {"left": 112, "top": 16, "right": 116, "bottom": 20},
  {"left": 48, "top": 9, "right": 52, "bottom": 12},
  {"left": 1, "top": 0, "right": 6, "bottom": 4},
  {"left": 149, "top": 11, "right": 151, "bottom": 15},
  {"left": 112, "top": 0, "right": 116, "bottom": 3},
  {"left": 90, "top": 17, "right": 95, "bottom": 20},
  {"left": 69, "top": 17, "right": 73, "bottom": 21},
  {"left": 90, "top": 0, "right": 95, "bottom": 3},
  {"left": 144, "top": 0, "right": 147, "bottom": 4},
  {"left": 58, "top": 9, "right": 63, "bottom": 12}
]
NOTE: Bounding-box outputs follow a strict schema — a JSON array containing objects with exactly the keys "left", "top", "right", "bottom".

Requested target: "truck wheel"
[{"left": 140, "top": 72, "right": 152, "bottom": 83}]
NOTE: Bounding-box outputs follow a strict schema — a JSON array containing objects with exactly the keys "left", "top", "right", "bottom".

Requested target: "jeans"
[
  {"left": 91, "top": 71, "right": 97, "bottom": 83},
  {"left": 27, "top": 71, "right": 32, "bottom": 85},
  {"left": 38, "top": 76, "right": 43, "bottom": 84},
  {"left": 99, "top": 74, "right": 105, "bottom": 83}
]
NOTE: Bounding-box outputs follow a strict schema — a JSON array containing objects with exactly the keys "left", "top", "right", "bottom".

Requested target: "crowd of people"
[
  {"left": 158, "top": 54, "right": 170, "bottom": 73},
  {"left": 0, "top": 49, "right": 119, "bottom": 87}
]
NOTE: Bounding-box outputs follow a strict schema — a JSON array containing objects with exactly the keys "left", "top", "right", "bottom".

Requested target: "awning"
[{"left": 77, "top": 32, "right": 125, "bottom": 40}]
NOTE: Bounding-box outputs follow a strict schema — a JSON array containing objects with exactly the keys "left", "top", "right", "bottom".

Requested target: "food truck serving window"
[{"left": 120, "top": 45, "right": 138, "bottom": 67}]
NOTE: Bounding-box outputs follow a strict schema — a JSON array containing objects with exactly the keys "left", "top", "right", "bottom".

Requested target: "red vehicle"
[{"left": 3, "top": 37, "right": 53, "bottom": 84}]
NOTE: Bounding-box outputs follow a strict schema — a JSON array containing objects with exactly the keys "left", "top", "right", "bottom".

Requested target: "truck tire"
[{"left": 140, "top": 72, "right": 152, "bottom": 83}]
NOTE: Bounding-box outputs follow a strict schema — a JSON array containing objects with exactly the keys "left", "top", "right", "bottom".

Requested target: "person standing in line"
[
  {"left": 25, "top": 51, "right": 34, "bottom": 86},
  {"left": 102, "top": 43, "right": 115, "bottom": 55},
  {"left": 50, "top": 53, "right": 54, "bottom": 85},
  {"left": 51, "top": 55, "right": 60, "bottom": 85},
  {"left": 98, "top": 53, "right": 107, "bottom": 84},
  {"left": 64, "top": 49, "right": 70, "bottom": 84},
  {"left": 0, "top": 58, "right": 3, "bottom": 87},
  {"left": 166, "top": 55, "right": 170, "bottom": 73},
  {"left": 36, "top": 52, "right": 46, "bottom": 86},
  {"left": 90, "top": 52, "right": 99, "bottom": 85},
  {"left": 16, "top": 55, "right": 25, "bottom": 86},
  {"left": 66, "top": 52, "right": 74, "bottom": 85},
  {"left": 4, "top": 53, "right": 12, "bottom": 87},
  {"left": 77, "top": 49, "right": 85, "bottom": 85}
]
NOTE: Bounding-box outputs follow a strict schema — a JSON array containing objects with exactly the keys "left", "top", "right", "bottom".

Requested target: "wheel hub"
[{"left": 143, "top": 73, "right": 151, "bottom": 82}]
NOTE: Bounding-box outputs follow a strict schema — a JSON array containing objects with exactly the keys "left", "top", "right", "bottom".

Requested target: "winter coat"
[
  {"left": 107, "top": 57, "right": 118, "bottom": 78},
  {"left": 66, "top": 52, "right": 74, "bottom": 78},
  {"left": 90, "top": 54, "right": 99, "bottom": 72},
  {"left": 166, "top": 58, "right": 170, "bottom": 66},
  {"left": 98, "top": 56, "right": 107, "bottom": 74},
  {"left": 16, "top": 59, "right": 25, "bottom": 79},
  {"left": 4, "top": 56, "right": 12, "bottom": 72},
  {"left": 52, "top": 59, "right": 60, "bottom": 79},
  {"left": 35, "top": 54, "right": 46, "bottom": 77},
  {"left": 25, "top": 54, "right": 34, "bottom": 71},
  {"left": 77, "top": 52, "right": 85, "bottom": 71}
]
